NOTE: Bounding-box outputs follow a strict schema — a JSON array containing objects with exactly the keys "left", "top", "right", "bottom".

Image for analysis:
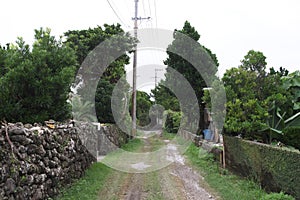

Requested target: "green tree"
[
  {"left": 241, "top": 50, "right": 267, "bottom": 73},
  {"left": 158, "top": 21, "right": 219, "bottom": 133},
  {"left": 129, "top": 90, "right": 153, "bottom": 126},
  {"left": 136, "top": 91, "right": 153, "bottom": 126},
  {"left": 0, "top": 28, "right": 77, "bottom": 123},
  {"left": 282, "top": 70, "right": 300, "bottom": 111},
  {"left": 64, "top": 24, "right": 134, "bottom": 123},
  {"left": 151, "top": 84, "right": 180, "bottom": 112},
  {"left": 69, "top": 94, "right": 96, "bottom": 122},
  {"left": 223, "top": 50, "right": 294, "bottom": 142},
  {"left": 0, "top": 44, "right": 9, "bottom": 76}
]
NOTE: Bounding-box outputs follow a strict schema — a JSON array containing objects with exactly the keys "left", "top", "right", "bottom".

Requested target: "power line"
[
  {"left": 147, "top": 0, "right": 152, "bottom": 17},
  {"left": 153, "top": 0, "right": 158, "bottom": 28},
  {"left": 106, "top": 0, "right": 130, "bottom": 27},
  {"left": 142, "top": 0, "right": 146, "bottom": 18}
]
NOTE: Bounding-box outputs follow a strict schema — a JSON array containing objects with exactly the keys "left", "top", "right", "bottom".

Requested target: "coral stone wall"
[{"left": 0, "top": 122, "right": 96, "bottom": 200}]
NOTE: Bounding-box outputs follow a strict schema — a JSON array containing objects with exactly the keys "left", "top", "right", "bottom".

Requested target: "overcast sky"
[{"left": 1, "top": 0, "right": 299, "bottom": 78}]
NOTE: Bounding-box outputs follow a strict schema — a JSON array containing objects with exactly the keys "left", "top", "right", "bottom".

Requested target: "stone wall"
[
  {"left": 0, "top": 122, "right": 96, "bottom": 200},
  {"left": 97, "top": 124, "right": 129, "bottom": 156},
  {"left": 74, "top": 122, "right": 129, "bottom": 157},
  {"left": 224, "top": 136, "right": 300, "bottom": 200}
]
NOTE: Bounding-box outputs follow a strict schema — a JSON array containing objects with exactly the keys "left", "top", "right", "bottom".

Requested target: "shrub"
[
  {"left": 282, "top": 126, "right": 300, "bottom": 150},
  {"left": 262, "top": 192, "right": 295, "bottom": 200},
  {"left": 164, "top": 110, "right": 182, "bottom": 133}
]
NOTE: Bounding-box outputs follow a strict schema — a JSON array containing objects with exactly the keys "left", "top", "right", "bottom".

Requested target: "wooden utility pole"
[
  {"left": 131, "top": 0, "right": 138, "bottom": 137},
  {"left": 131, "top": 0, "right": 150, "bottom": 136}
]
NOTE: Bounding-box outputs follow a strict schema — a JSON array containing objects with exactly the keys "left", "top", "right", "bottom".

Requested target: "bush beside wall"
[{"left": 224, "top": 136, "right": 300, "bottom": 200}]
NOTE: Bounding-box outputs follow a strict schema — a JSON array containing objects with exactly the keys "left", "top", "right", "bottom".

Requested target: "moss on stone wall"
[{"left": 224, "top": 136, "right": 300, "bottom": 200}]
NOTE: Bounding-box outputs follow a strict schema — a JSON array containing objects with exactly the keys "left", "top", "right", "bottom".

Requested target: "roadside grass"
[
  {"left": 148, "top": 137, "right": 165, "bottom": 151},
  {"left": 121, "top": 138, "right": 143, "bottom": 152},
  {"left": 146, "top": 131, "right": 177, "bottom": 151},
  {"left": 53, "top": 135, "right": 294, "bottom": 200},
  {"left": 161, "top": 131, "right": 176, "bottom": 140},
  {"left": 55, "top": 162, "right": 112, "bottom": 200},
  {"left": 185, "top": 144, "right": 294, "bottom": 200},
  {"left": 56, "top": 138, "right": 142, "bottom": 200}
]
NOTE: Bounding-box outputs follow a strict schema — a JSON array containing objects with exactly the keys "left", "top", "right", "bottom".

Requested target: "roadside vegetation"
[
  {"left": 55, "top": 162, "right": 112, "bottom": 200},
  {"left": 1, "top": 19, "right": 299, "bottom": 200},
  {"left": 56, "top": 137, "right": 144, "bottom": 200},
  {"left": 185, "top": 144, "right": 295, "bottom": 200}
]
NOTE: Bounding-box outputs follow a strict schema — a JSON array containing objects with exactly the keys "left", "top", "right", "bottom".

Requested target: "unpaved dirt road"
[{"left": 98, "top": 131, "right": 217, "bottom": 200}]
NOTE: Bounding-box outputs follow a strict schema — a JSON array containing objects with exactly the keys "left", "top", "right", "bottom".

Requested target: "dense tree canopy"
[
  {"left": 153, "top": 21, "right": 219, "bottom": 132},
  {"left": 64, "top": 24, "right": 134, "bottom": 123},
  {"left": 0, "top": 24, "right": 134, "bottom": 124},
  {"left": 222, "top": 50, "right": 295, "bottom": 142},
  {"left": 0, "top": 28, "right": 77, "bottom": 123}
]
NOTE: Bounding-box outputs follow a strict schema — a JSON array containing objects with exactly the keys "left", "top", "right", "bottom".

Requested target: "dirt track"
[{"left": 98, "top": 131, "right": 216, "bottom": 200}]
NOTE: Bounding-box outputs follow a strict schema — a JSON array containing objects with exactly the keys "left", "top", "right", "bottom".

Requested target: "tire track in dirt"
[
  {"left": 98, "top": 170, "right": 129, "bottom": 200},
  {"left": 159, "top": 165, "right": 187, "bottom": 200},
  {"left": 119, "top": 173, "right": 146, "bottom": 200},
  {"left": 98, "top": 131, "right": 216, "bottom": 200}
]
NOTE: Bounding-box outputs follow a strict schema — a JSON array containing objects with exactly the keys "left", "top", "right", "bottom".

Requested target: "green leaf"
[
  {"left": 285, "top": 112, "right": 300, "bottom": 127},
  {"left": 269, "top": 128, "right": 283, "bottom": 135}
]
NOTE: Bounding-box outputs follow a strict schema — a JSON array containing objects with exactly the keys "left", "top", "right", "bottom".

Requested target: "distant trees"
[
  {"left": 136, "top": 91, "right": 153, "bottom": 126},
  {"left": 0, "top": 28, "right": 77, "bottom": 123}
]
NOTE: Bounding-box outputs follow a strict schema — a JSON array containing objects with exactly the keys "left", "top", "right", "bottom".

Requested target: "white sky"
[{"left": 1, "top": 0, "right": 299, "bottom": 79}]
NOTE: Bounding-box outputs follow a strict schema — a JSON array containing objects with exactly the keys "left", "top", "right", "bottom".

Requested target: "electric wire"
[
  {"left": 153, "top": 0, "right": 158, "bottom": 28},
  {"left": 106, "top": 0, "right": 130, "bottom": 28},
  {"left": 147, "top": 0, "right": 152, "bottom": 18},
  {"left": 142, "top": 0, "right": 146, "bottom": 19}
]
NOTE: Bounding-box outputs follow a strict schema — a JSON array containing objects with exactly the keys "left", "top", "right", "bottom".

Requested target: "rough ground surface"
[{"left": 98, "top": 130, "right": 217, "bottom": 200}]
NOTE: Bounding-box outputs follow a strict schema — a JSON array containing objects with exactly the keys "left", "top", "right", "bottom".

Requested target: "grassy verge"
[
  {"left": 145, "top": 131, "right": 177, "bottom": 151},
  {"left": 121, "top": 138, "right": 143, "bottom": 152},
  {"left": 161, "top": 131, "right": 176, "bottom": 140},
  {"left": 185, "top": 144, "right": 294, "bottom": 200},
  {"left": 55, "top": 162, "right": 112, "bottom": 200},
  {"left": 56, "top": 138, "right": 142, "bottom": 200}
]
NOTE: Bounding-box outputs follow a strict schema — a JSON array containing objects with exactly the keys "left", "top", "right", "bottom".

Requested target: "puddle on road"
[{"left": 131, "top": 162, "right": 152, "bottom": 170}]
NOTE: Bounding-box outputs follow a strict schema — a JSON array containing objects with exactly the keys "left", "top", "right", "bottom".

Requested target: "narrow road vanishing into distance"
[{"left": 97, "top": 130, "right": 217, "bottom": 200}]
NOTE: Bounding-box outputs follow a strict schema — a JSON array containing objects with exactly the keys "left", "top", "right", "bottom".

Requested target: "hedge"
[{"left": 224, "top": 136, "right": 300, "bottom": 200}]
